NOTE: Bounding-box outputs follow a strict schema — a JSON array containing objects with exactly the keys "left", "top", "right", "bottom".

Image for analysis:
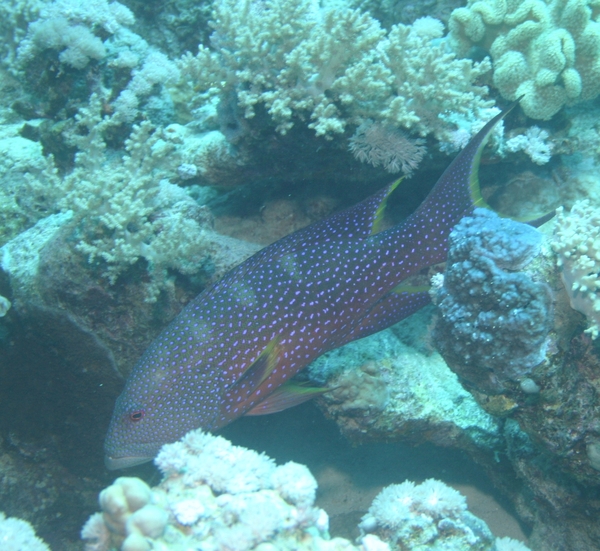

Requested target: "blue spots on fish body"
[{"left": 104, "top": 103, "right": 519, "bottom": 469}]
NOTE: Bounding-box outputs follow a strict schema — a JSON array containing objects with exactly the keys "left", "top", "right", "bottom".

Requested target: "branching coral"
[
  {"left": 16, "top": 0, "right": 180, "bottom": 123},
  {"left": 449, "top": 0, "right": 600, "bottom": 119},
  {"left": 0, "top": 0, "right": 42, "bottom": 69},
  {"left": 17, "top": 0, "right": 135, "bottom": 69},
  {"left": 25, "top": 94, "right": 215, "bottom": 300},
  {"left": 178, "top": 0, "right": 495, "bottom": 146}
]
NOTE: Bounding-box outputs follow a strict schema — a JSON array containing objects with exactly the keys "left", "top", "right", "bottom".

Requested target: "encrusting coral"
[{"left": 449, "top": 0, "right": 600, "bottom": 120}]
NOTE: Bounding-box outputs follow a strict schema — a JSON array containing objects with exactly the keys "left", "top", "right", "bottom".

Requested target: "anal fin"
[{"left": 245, "top": 380, "right": 329, "bottom": 416}]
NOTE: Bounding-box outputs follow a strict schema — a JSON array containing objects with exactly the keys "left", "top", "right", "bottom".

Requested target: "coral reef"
[
  {"left": 0, "top": 119, "right": 49, "bottom": 247},
  {"left": 308, "top": 313, "right": 503, "bottom": 453},
  {"left": 83, "top": 429, "right": 530, "bottom": 551},
  {"left": 178, "top": 0, "right": 494, "bottom": 145},
  {"left": 360, "top": 479, "right": 497, "bottom": 551},
  {"left": 0, "top": 512, "right": 51, "bottom": 551},
  {"left": 552, "top": 200, "right": 600, "bottom": 338},
  {"left": 504, "top": 127, "right": 553, "bottom": 165},
  {"left": 82, "top": 429, "right": 368, "bottom": 551},
  {"left": 2, "top": 0, "right": 600, "bottom": 550},
  {"left": 17, "top": 0, "right": 135, "bottom": 70},
  {"left": 427, "top": 207, "right": 600, "bottom": 551},
  {"left": 449, "top": 0, "right": 600, "bottom": 119}
]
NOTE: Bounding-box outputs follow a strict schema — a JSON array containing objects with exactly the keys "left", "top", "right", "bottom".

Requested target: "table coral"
[{"left": 449, "top": 0, "right": 600, "bottom": 120}]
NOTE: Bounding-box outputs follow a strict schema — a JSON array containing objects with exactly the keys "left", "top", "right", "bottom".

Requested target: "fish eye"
[{"left": 129, "top": 410, "right": 145, "bottom": 422}]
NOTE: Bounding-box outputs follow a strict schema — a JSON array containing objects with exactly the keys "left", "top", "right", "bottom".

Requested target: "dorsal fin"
[
  {"left": 423, "top": 101, "right": 520, "bottom": 219},
  {"left": 238, "top": 178, "right": 403, "bottom": 268}
]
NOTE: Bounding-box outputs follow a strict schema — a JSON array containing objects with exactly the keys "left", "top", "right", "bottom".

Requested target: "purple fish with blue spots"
[{"left": 104, "top": 104, "right": 520, "bottom": 469}]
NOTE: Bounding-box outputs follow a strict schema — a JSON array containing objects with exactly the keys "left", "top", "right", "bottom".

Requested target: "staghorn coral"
[{"left": 449, "top": 0, "right": 600, "bottom": 120}]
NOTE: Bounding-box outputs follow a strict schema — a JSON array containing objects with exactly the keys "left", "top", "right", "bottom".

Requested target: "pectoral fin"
[{"left": 225, "top": 337, "right": 281, "bottom": 405}]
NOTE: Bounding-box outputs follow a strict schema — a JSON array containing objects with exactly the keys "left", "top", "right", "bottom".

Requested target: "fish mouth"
[{"left": 104, "top": 454, "right": 153, "bottom": 470}]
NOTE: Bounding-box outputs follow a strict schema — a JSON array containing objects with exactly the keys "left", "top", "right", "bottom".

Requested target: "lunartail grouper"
[{"left": 105, "top": 102, "right": 538, "bottom": 469}]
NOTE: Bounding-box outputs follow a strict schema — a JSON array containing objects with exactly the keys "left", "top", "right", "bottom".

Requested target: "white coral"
[
  {"left": 495, "top": 536, "right": 532, "bottom": 551},
  {"left": 271, "top": 461, "right": 318, "bottom": 507},
  {"left": 26, "top": 94, "right": 214, "bottom": 300},
  {"left": 368, "top": 481, "right": 415, "bottom": 529},
  {"left": 505, "top": 126, "right": 553, "bottom": 165},
  {"left": 367, "top": 479, "right": 466, "bottom": 527},
  {"left": 178, "top": 1, "right": 494, "bottom": 143},
  {"left": 86, "top": 429, "right": 367, "bottom": 551},
  {"left": 552, "top": 200, "right": 600, "bottom": 338},
  {"left": 156, "top": 430, "right": 276, "bottom": 494},
  {"left": 0, "top": 512, "right": 51, "bottom": 551},
  {"left": 17, "top": 0, "right": 134, "bottom": 68},
  {"left": 412, "top": 478, "right": 466, "bottom": 518}
]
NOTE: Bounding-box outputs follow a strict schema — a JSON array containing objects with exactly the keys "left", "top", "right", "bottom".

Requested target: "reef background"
[{"left": 1, "top": 0, "right": 600, "bottom": 550}]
